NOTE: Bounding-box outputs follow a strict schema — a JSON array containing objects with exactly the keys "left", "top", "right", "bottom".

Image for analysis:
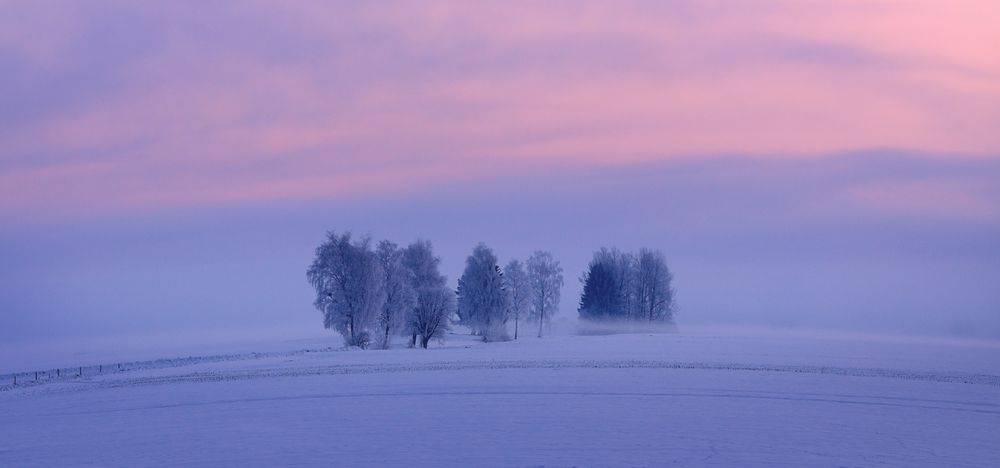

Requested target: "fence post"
[
  {"left": 35, "top": 372, "right": 38, "bottom": 382},
  {"left": 79, "top": 366, "right": 82, "bottom": 377}
]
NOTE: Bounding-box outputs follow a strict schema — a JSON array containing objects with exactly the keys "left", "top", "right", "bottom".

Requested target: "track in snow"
[
  {"left": 50, "top": 388, "right": 1000, "bottom": 417},
  {"left": 103, "top": 359, "right": 1000, "bottom": 388}
]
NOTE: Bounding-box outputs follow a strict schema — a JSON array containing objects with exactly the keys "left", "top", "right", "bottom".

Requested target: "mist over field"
[{"left": 3, "top": 154, "right": 999, "bottom": 352}]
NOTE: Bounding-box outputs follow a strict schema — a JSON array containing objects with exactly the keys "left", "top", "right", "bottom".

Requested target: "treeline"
[{"left": 306, "top": 231, "right": 675, "bottom": 349}]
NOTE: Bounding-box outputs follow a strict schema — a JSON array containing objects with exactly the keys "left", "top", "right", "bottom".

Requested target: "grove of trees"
[
  {"left": 578, "top": 247, "right": 675, "bottom": 323},
  {"left": 307, "top": 232, "right": 454, "bottom": 349},
  {"left": 307, "top": 232, "right": 673, "bottom": 349},
  {"left": 454, "top": 246, "right": 565, "bottom": 342}
]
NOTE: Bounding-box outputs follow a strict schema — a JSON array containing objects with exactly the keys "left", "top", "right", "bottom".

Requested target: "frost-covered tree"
[
  {"left": 374, "top": 240, "right": 417, "bottom": 349},
  {"left": 306, "top": 232, "right": 386, "bottom": 348},
  {"left": 402, "top": 240, "right": 448, "bottom": 347},
  {"left": 526, "top": 251, "right": 563, "bottom": 337},
  {"left": 403, "top": 240, "right": 447, "bottom": 290},
  {"left": 503, "top": 259, "right": 531, "bottom": 340},
  {"left": 457, "top": 243, "right": 510, "bottom": 341},
  {"left": 578, "top": 247, "right": 675, "bottom": 324},
  {"left": 412, "top": 286, "right": 456, "bottom": 348}
]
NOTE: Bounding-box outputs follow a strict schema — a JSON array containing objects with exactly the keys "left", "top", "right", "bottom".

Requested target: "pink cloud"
[{"left": 2, "top": 0, "right": 999, "bottom": 220}]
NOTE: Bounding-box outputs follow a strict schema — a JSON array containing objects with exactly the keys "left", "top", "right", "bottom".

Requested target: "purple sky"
[{"left": 2, "top": 1, "right": 999, "bottom": 344}]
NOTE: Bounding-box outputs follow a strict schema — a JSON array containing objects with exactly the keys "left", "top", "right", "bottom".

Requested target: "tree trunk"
[
  {"left": 420, "top": 335, "right": 430, "bottom": 348},
  {"left": 384, "top": 325, "right": 391, "bottom": 349},
  {"left": 409, "top": 333, "right": 417, "bottom": 348},
  {"left": 349, "top": 316, "right": 355, "bottom": 345},
  {"left": 537, "top": 286, "right": 545, "bottom": 338},
  {"left": 514, "top": 317, "right": 519, "bottom": 340}
]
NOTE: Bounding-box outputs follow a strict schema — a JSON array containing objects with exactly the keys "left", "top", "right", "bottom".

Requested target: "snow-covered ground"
[{"left": 2, "top": 328, "right": 999, "bottom": 467}]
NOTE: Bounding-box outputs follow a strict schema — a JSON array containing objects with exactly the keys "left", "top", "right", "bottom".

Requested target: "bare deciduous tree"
[
  {"left": 527, "top": 251, "right": 563, "bottom": 338},
  {"left": 402, "top": 240, "right": 448, "bottom": 347},
  {"left": 374, "top": 240, "right": 417, "bottom": 349},
  {"left": 413, "top": 286, "right": 455, "bottom": 348},
  {"left": 634, "top": 248, "right": 675, "bottom": 323},
  {"left": 504, "top": 259, "right": 530, "bottom": 340}
]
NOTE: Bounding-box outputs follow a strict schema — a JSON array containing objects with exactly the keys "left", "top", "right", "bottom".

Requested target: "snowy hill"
[{"left": 2, "top": 329, "right": 999, "bottom": 467}]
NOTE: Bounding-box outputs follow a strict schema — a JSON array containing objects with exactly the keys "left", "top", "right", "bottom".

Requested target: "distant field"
[{"left": 2, "top": 330, "right": 999, "bottom": 467}]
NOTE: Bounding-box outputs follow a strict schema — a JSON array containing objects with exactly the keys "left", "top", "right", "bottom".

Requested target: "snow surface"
[{"left": 2, "top": 329, "right": 999, "bottom": 467}]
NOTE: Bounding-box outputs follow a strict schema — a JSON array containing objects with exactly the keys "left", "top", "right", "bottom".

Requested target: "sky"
[{"left": 1, "top": 0, "right": 999, "bottom": 348}]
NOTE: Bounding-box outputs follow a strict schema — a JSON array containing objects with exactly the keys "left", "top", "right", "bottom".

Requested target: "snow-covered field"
[{"left": 2, "top": 329, "right": 999, "bottom": 467}]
